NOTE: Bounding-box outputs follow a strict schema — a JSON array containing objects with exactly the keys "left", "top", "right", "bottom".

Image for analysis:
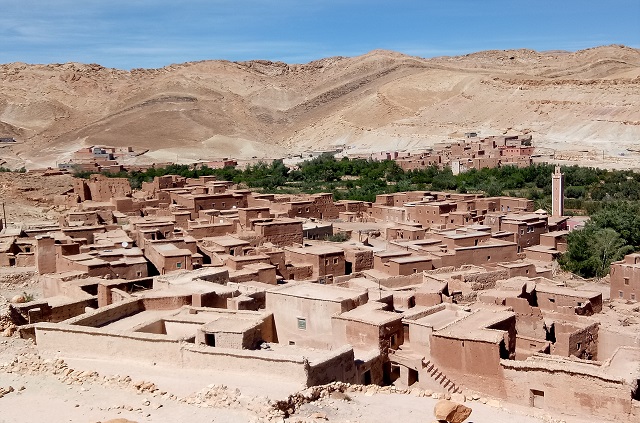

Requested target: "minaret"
[{"left": 552, "top": 166, "right": 564, "bottom": 217}]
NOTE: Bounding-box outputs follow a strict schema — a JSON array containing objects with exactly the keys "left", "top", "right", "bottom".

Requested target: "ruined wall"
[
  {"left": 255, "top": 222, "right": 303, "bottom": 247},
  {"left": 306, "top": 347, "right": 357, "bottom": 386},
  {"left": 463, "top": 269, "right": 508, "bottom": 291},
  {"left": 344, "top": 249, "right": 374, "bottom": 273},
  {"left": 553, "top": 321, "right": 599, "bottom": 360},
  {"left": 501, "top": 360, "right": 634, "bottom": 421}
]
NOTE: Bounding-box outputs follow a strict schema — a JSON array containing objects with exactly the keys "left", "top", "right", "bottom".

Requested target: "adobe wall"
[
  {"left": 537, "top": 290, "right": 602, "bottom": 315},
  {"left": 598, "top": 328, "right": 640, "bottom": 361},
  {"left": 306, "top": 347, "right": 357, "bottom": 386},
  {"left": 255, "top": 222, "right": 303, "bottom": 247},
  {"left": 181, "top": 344, "right": 305, "bottom": 385},
  {"left": 64, "top": 299, "right": 143, "bottom": 327},
  {"left": 369, "top": 272, "right": 424, "bottom": 289},
  {"left": 35, "top": 324, "right": 182, "bottom": 365},
  {"left": 356, "top": 353, "right": 385, "bottom": 385},
  {"left": 87, "top": 176, "right": 132, "bottom": 202},
  {"left": 553, "top": 321, "right": 599, "bottom": 360},
  {"left": 430, "top": 335, "right": 506, "bottom": 396},
  {"left": 450, "top": 244, "right": 518, "bottom": 267},
  {"left": 283, "top": 264, "right": 314, "bottom": 281},
  {"left": 331, "top": 318, "right": 389, "bottom": 353},
  {"left": 501, "top": 360, "right": 634, "bottom": 421},
  {"left": 187, "top": 223, "right": 235, "bottom": 239},
  {"left": 50, "top": 299, "right": 97, "bottom": 323},
  {"left": 344, "top": 249, "right": 374, "bottom": 273},
  {"left": 141, "top": 296, "right": 191, "bottom": 310},
  {"left": 610, "top": 262, "right": 640, "bottom": 301},
  {"left": 504, "top": 297, "right": 546, "bottom": 339},
  {"left": 266, "top": 292, "right": 346, "bottom": 349},
  {"left": 463, "top": 269, "right": 509, "bottom": 291},
  {"left": 36, "top": 236, "right": 57, "bottom": 274},
  {"left": 192, "top": 292, "right": 229, "bottom": 309}
]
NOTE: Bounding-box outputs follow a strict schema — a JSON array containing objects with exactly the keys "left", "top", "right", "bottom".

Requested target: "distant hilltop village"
[
  {"left": 0, "top": 164, "right": 639, "bottom": 422},
  {"left": 349, "top": 133, "right": 534, "bottom": 174}
]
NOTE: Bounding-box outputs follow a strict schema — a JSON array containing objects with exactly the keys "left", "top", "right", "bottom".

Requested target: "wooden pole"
[{"left": 1, "top": 202, "right": 6, "bottom": 231}]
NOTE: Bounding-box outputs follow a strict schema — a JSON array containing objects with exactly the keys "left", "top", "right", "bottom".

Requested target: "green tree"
[{"left": 560, "top": 225, "right": 633, "bottom": 278}]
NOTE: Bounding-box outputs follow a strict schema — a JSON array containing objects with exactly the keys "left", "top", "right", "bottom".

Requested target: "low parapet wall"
[
  {"left": 181, "top": 344, "right": 308, "bottom": 384},
  {"left": 64, "top": 298, "right": 142, "bottom": 327},
  {"left": 34, "top": 322, "right": 355, "bottom": 387},
  {"left": 35, "top": 323, "right": 182, "bottom": 365}
]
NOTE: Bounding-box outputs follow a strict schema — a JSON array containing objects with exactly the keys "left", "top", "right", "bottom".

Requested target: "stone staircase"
[{"left": 421, "top": 359, "right": 462, "bottom": 393}]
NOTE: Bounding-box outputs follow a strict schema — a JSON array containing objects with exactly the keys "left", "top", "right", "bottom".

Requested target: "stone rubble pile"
[
  {"left": 0, "top": 295, "right": 16, "bottom": 336},
  {"left": 0, "top": 385, "right": 15, "bottom": 398},
  {"left": 0, "top": 353, "right": 177, "bottom": 401}
]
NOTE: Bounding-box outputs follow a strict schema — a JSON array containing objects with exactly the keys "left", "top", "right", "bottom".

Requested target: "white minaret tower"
[{"left": 552, "top": 166, "right": 564, "bottom": 217}]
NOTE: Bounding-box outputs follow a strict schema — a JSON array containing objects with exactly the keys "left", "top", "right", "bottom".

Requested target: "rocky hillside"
[{"left": 0, "top": 45, "right": 639, "bottom": 168}]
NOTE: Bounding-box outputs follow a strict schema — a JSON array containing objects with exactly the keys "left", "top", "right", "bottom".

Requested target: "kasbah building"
[{"left": 0, "top": 155, "right": 639, "bottom": 422}]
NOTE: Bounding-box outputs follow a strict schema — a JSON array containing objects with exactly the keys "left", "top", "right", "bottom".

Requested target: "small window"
[
  {"left": 624, "top": 277, "right": 630, "bottom": 286},
  {"left": 619, "top": 291, "right": 624, "bottom": 298},
  {"left": 576, "top": 342, "right": 581, "bottom": 350},
  {"left": 333, "top": 258, "right": 338, "bottom": 265},
  {"left": 136, "top": 271, "right": 142, "bottom": 277},
  {"left": 305, "top": 207, "right": 310, "bottom": 213},
  {"left": 632, "top": 293, "right": 636, "bottom": 301},
  {"left": 176, "top": 262, "right": 182, "bottom": 269},
  {"left": 487, "top": 256, "right": 491, "bottom": 260},
  {"left": 297, "top": 318, "right": 307, "bottom": 330},
  {"left": 325, "top": 259, "right": 329, "bottom": 265},
  {"left": 413, "top": 268, "right": 418, "bottom": 273},
  {"left": 549, "top": 298, "right": 555, "bottom": 303},
  {"left": 289, "top": 340, "right": 296, "bottom": 346},
  {"left": 222, "top": 202, "right": 225, "bottom": 207}
]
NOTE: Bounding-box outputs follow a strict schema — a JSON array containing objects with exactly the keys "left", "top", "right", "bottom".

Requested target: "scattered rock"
[
  {"left": 10, "top": 295, "right": 25, "bottom": 304},
  {"left": 487, "top": 398, "right": 501, "bottom": 408},
  {"left": 433, "top": 399, "right": 472, "bottom": 423}
]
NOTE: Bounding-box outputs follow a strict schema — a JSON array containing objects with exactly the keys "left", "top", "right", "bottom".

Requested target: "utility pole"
[{"left": 1, "top": 202, "right": 6, "bottom": 232}]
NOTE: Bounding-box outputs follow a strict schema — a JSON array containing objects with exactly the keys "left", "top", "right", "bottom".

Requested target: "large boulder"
[{"left": 433, "top": 399, "right": 472, "bottom": 423}]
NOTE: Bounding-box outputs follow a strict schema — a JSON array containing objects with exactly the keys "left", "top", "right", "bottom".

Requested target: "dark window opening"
[
  {"left": 205, "top": 333, "right": 216, "bottom": 347},
  {"left": 362, "top": 370, "right": 372, "bottom": 385},
  {"left": 530, "top": 389, "right": 544, "bottom": 408}
]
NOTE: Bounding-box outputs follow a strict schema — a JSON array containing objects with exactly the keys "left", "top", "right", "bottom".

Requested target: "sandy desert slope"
[{"left": 0, "top": 45, "right": 638, "bottom": 168}]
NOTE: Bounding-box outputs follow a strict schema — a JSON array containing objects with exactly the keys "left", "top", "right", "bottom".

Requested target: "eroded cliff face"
[{"left": 0, "top": 45, "right": 639, "bottom": 167}]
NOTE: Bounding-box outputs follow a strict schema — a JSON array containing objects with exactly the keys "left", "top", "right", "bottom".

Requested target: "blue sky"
[{"left": 1, "top": 0, "right": 638, "bottom": 69}]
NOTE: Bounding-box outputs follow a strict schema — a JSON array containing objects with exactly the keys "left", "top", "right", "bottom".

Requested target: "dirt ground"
[
  {"left": 0, "top": 334, "right": 583, "bottom": 423},
  {"left": 0, "top": 171, "right": 73, "bottom": 226}
]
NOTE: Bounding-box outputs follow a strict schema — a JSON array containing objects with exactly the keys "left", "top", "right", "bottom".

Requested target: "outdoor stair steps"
[{"left": 422, "top": 359, "right": 462, "bottom": 393}]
